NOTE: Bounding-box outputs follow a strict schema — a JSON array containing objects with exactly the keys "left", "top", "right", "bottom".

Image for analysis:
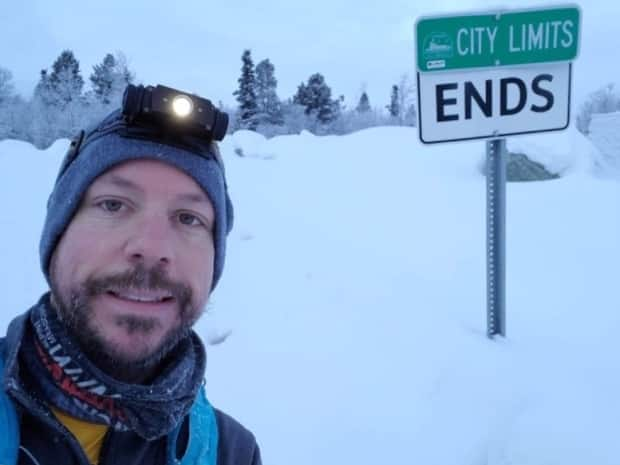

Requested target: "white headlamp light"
[{"left": 172, "top": 95, "right": 194, "bottom": 118}]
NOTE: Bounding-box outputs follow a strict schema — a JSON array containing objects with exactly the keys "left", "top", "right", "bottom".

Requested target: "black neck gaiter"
[{"left": 20, "top": 295, "right": 206, "bottom": 440}]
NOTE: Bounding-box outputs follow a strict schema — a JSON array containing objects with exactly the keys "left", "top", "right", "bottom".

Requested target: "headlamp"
[
  {"left": 58, "top": 84, "right": 230, "bottom": 180},
  {"left": 172, "top": 94, "right": 194, "bottom": 118},
  {"left": 122, "top": 84, "right": 229, "bottom": 141}
]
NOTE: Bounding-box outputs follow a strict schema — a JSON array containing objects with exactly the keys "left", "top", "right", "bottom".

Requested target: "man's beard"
[{"left": 50, "top": 263, "right": 201, "bottom": 384}]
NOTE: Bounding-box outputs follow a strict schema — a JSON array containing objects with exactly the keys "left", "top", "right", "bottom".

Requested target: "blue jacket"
[{"left": 0, "top": 313, "right": 261, "bottom": 465}]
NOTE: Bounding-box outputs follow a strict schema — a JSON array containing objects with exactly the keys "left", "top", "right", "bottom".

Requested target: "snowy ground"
[
  {"left": 1, "top": 127, "right": 619, "bottom": 465},
  {"left": 589, "top": 112, "right": 620, "bottom": 177}
]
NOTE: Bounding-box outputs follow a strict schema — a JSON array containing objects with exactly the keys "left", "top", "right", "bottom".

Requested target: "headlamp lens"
[{"left": 172, "top": 95, "right": 193, "bottom": 118}]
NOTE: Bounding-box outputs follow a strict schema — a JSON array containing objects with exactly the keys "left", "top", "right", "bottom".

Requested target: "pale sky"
[{"left": 1, "top": 0, "right": 618, "bottom": 109}]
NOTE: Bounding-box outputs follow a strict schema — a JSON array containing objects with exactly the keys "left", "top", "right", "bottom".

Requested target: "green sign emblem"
[{"left": 423, "top": 33, "right": 454, "bottom": 60}]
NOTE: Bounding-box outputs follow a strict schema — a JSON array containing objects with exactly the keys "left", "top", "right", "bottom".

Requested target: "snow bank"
[
  {"left": 507, "top": 126, "right": 596, "bottom": 176},
  {"left": 222, "top": 130, "right": 276, "bottom": 159},
  {"left": 589, "top": 111, "right": 620, "bottom": 177}
]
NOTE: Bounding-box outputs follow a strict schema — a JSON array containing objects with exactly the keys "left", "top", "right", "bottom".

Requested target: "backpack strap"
[
  {"left": 0, "top": 342, "right": 20, "bottom": 465},
  {"left": 167, "top": 385, "right": 219, "bottom": 465}
]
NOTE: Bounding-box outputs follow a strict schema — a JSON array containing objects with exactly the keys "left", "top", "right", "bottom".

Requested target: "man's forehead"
[{"left": 91, "top": 159, "right": 210, "bottom": 203}]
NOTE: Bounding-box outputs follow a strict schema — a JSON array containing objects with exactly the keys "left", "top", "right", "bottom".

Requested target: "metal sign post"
[{"left": 486, "top": 138, "right": 506, "bottom": 337}]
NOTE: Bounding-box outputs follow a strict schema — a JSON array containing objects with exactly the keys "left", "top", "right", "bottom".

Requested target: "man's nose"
[{"left": 123, "top": 213, "right": 175, "bottom": 268}]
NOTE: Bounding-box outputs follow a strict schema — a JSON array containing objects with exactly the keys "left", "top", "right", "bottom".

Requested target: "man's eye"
[
  {"left": 178, "top": 212, "right": 203, "bottom": 227},
  {"left": 99, "top": 199, "right": 123, "bottom": 212}
]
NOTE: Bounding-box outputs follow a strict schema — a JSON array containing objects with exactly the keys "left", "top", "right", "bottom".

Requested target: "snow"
[
  {"left": 224, "top": 130, "right": 276, "bottom": 160},
  {"left": 506, "top": 129, "right": 595, "bottom": 176},
  {"left": 1, "top": 126, "right": 619, "bottom": 465},
  {"left": 589, "top": 111, "right": 620, "bottom": 177}
]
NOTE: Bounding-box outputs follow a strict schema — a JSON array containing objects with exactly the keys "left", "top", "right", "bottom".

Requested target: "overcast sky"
[{"left": 1, "top": 0, "right": 618, "bottom": 109}]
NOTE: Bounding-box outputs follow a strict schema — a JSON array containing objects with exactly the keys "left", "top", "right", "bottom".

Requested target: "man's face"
[{"left": 49, "top": 159, "right": 215, "bottom": 380}]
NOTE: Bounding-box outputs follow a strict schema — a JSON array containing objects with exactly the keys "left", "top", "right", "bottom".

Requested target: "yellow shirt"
[{"left": 52, "top": 408, "right": 109, "bottom": 465}]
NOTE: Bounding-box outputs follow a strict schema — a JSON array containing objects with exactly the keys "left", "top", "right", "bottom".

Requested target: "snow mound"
[
  {"left": 589, "top": 111, "right": 620, "bottom": 177},
  {"left": 507, "top": 127, "right": 595, "bottom": 177},
  {"left": 223, "top": 130, "right": 276, "bottom": 159}
]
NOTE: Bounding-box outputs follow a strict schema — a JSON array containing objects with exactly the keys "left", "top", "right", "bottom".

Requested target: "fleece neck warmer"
[{"left": 20, "top": 295, "right": 206, "bottom": 440}]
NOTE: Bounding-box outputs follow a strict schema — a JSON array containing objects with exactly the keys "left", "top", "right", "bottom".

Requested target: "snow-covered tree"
[
  {"left": 0, "top": 67, "right": 18, "bottom": 140},
  {"left": 26, "top": 51, "right": 87, "bottom": 147},
  {"left": 293, "top": 73, "right": 338, "bottom": 124},
  {"left": 255, "top": 58, "right": 283, "bottom": 127},
  {"left": 1, "top": 50, "right": 138, "bottom": 147},
  {"left": 33, "top": 70, "right": 53, "bottom": 106},
  {"left": 90, "top": 52, "right": 134, "bottom": 105},
  {"left": 28, "top": 69, "right": 59, "bottom": 147},
  {"left": 356, "top": 92, "right": 371, "bottom": 113},
  {"left": 397, "top": 74, "right": 417, "bottom": 127},
  {"left": 0, "top": 67, "right": 15, "bottom": 106},
  {"left": 48, "top": 50, "right": 84, "bottom": 108},
  {"left": 233, "top": 50, "right": 258, "bottom": 130}
]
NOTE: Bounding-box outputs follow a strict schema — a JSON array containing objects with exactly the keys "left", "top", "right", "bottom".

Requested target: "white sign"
[{"left": 417, "top": 62, "right": 571, "bottom": 144}]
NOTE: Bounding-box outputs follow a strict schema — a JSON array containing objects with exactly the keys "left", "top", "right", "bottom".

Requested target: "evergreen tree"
[
  {"left": 233, "top": 50, "right": 258, "bottom": 130},
  {"left": 292, "top": 73, "right": 337, "bottom": 124},
  {"left": 255, "top": 59, "right": 283, "bottom": 126},
  {"left": 387, "top": 85, "right": 400, "bottom": 118},
  {"left": 356, "top": 92, "right": 371, "bottom": 113},
  {"left": 0, "top": 94, "right": 27, "bottom": 142},
  {"left": 30, "top": 70, "right": 58, "bottom": 147},
  {"left": 292, "top": 82, "right": 309, "bottom": 107},
  {"left": 90, "top": 52, "right": 134, "bottom": 104},
  {"left": 33, "top": 70, "right": 54, "bottom": 106},
  {"left": 30, "top": 51, "right": 86, "bottom": 146},
  {"left": 48, "top": 50, "right": 84, "bottom": 107},
  {"left": 331, "top": 94, "right": 344, "bottom": 123}
]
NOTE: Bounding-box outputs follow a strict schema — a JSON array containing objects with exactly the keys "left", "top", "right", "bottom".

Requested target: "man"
[{"left": 0, "top": 84, "right": 262, "bottom": 465}]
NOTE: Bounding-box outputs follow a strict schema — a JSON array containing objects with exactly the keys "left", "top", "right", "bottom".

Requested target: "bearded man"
[{"left": 0, "top": 84, "right": 261, "bottom": 465}]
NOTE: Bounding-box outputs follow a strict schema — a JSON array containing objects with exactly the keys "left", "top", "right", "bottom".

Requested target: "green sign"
[{"left": 416, "top": 5, "right": 580, "bottom": 72}]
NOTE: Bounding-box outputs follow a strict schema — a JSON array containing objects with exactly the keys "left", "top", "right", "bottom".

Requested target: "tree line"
[
  {"left": 0, "top": 48, "right": 421, "bottom": 148},
  {"left": 230, "top": 49, "right": 417, "bottom": 137},
  {"left": 4, "top": 47, "right": 616, "bottom": 148},
  {"left": 0, "top": 51, "right": 133, "bottom": 148}
]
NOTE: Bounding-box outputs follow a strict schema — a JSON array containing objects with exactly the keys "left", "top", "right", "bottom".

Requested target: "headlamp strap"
[{"left": 57, "top": 130, "right": 85, "bottom": 178}]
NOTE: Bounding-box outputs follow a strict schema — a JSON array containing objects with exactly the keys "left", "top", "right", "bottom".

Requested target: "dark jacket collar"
[{"left": 1, "top": 294, "right": 44, "bottom": 392}]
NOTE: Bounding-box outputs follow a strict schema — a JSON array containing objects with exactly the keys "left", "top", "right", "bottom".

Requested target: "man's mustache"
[{"left": 82, "top": 264, "right": 192, "bottom": 312}]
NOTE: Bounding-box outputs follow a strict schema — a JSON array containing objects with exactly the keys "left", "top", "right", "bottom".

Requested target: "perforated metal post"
[{"left": 486, "top": 138, "right": 506, "bottom": 338}]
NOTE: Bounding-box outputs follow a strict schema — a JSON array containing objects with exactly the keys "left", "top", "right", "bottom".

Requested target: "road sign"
[
  {"left": 416, "top": 5, "right": 580, "bottom": 72},
  {"left": 414, "top": 5, "right": 581, "bottom": 339},
  {"left": 417, "top": 62, "right": 571, "bottom": 144}
]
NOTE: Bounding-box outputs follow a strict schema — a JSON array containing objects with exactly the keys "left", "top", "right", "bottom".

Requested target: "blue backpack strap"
[
  {"left": 0, "top": 344, "right": 20, "bottom": 465},
  {"left": 167, "top": 385, "right": 219, "bottom": 465}
]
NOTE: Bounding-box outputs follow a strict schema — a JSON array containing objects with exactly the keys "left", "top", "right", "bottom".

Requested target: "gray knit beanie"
[{"left": 40, "top": 108, "right": 234, "bottom": 291}]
